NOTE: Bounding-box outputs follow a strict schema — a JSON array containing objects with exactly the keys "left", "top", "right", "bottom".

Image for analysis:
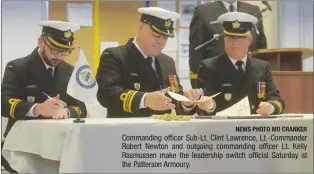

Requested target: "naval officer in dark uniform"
[
  {"left": 1, "top": 21, "right": 87, "bottom": 137},
  {"left": 189, "top": 1, "right": 267, "bottom": 88},
  {"left": 197, "top": 12, "right": 284, "bottom": 116},
  {"left": 1, "top": 21, "right": 88, "bottom": 172},
  {"left": 96, "top": 7, "right": 215, "bottom": 118}
]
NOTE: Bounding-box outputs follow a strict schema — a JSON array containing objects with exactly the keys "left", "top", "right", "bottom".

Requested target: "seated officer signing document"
[
  {"left": 197, "top": 12, "right": 285, "bottom": 116},
  {"left": 1, "top": 21, "right": 87, "bottom": 138},
  {"left": 96, "top": 7, "right": 215, "bottom": 118}
]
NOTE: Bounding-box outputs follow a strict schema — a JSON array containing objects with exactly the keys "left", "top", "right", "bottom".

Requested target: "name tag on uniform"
[
  {"left": 222, "top": 83, "right": 232, "bottom": 87},
  {"left": 27, "top": 96, "right": 35, "bottom": 103},
  {"left": 210, "top": 21, "right": 218, "bottom": 24},
  {"left": 26, "top": 84, "right": 37, "bottom": 88},
  {"left": 130, "top": 72, "right": 139, "bottom": 77}
]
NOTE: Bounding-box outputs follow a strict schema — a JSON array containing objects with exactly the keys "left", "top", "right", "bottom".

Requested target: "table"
[{"left": 3, "top": 114, "right": 313, "bottom": 173}]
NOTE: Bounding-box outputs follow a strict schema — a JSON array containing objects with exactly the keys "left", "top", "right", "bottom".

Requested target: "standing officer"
[
  {"left": 96, "top": 7, "right": 215, "bottom": 118},
  {"left": 197, "top": 12, "right": 284, "bottom": 116},
  {"left": 189, "top": 1, "right": 267, "bottom": 88}
]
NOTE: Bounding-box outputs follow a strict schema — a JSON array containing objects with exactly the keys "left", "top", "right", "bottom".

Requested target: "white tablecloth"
[{"left": 3, "top": 114, "right": 313, "bottom": 173}]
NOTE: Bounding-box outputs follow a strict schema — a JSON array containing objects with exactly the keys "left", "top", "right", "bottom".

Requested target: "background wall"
[
  {"left": 246, "top": 1, "right": 278, "bottom": 49},
  {"left": 1, "top": 0, "right": 48, "bottom": 139},
  {"left": 277, "top": 0, "right": 313, "bottom": 71},
  {"left": 49, "top": 1, "right": 94, "bottom": 67},
  {"left": 47, "top": 1, "right": 282, "bottom": 90},
  {"left": 1, "top": 0, "right": 48, "bottom": 79},
  {"left": 48, "top": 1, "right": 158, "bottom": 68}
]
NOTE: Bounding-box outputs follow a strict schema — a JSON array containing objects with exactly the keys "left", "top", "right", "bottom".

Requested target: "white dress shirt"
[
  {"left": 222, "top": 1, "right": 238, "bottom": 12},
  {"left": 228, "top": 55, "right": 247, "bottom": 72}
]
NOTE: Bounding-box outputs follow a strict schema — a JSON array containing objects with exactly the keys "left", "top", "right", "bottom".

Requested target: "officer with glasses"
[{"left": 1, "top": 20, "right": 87, "bottom": 172}]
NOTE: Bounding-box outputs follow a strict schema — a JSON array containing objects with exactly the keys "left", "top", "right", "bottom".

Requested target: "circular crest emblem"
[{"left": 76, "top": 65, "right": 96, "bottom": 89}]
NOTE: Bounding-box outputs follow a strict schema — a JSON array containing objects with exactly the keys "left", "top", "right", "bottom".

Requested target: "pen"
[
  {"left": 160, "top": 85, "right": 168, "bottom": 106},
  {"left": 42, "top": 92, "right": 66, "bottom": 108},
  {"left": 159, "top": 85, "right": 164, "bottom": 95},
  {"left": 199, "top": 88, "right": 207, "bottom": 99}
]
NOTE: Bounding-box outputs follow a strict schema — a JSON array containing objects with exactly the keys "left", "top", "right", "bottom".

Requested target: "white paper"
[
  {"left": 67, "top": 3, "right": 93, "bottom": 27},
  {"left": 168, "top": 91, "right": 221, "bottom": 103},
  {"left": 157, "top": 1, "right": 177, "bottom": 29},
  {"left": 168, "top": 91, "right": 191, "bottom": 102},
  {"left": 200, "top": 0, "right": 211, "bottom": 4},
  {"left": 216, "top": 96, "right": 251, "bottom": 116},
  {"left": 179, "top": 1, "right": 197, "bottom": 27},
  {"left": 100, "top": 41, "right": 119, "bottom": 56},
  {"left": 178, "top": 28, "right": 190, "bottom": 78}
]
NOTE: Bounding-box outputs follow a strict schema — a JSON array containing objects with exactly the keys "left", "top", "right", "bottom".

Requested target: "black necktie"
[
  {"left": 146, "top": 56, "right": 159, "bottom": 78},
  {"left": 236, "top": 61, "right": 245, "bottom": 79},
  {"left": 48, "top": 67, "right": 54, "bottom": 78},
  {"left": 146, "top": 57, "right": 154, "bottom": 70},
  {"left": 229, "top": 4, "right": 235, "bottom": 12}
]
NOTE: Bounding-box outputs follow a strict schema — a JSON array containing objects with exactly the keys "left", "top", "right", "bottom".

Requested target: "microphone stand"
[
  {"left": 73, "top": 117, "right": 85, "bottom": 123},
  {"left": 194, "top": 7, "right": 271, "bottom": 51}
]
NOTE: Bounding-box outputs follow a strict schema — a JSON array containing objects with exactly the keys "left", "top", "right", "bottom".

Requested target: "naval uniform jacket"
[
  {"left": 197, "top": 53, "right": 285, "bottom": 115},
  {"left": 96, "top": 38, "right": 196, "bottom": 118},
  {"left": 1, "top": 48, "right": 87, "bottom": 137}
]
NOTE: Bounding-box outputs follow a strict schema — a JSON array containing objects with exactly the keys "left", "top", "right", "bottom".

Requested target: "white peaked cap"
[
  {"left": 138, "top": 7, "right": 180, "bottom": 21},
  {"left": 218, "top": 12, "right": 257, "bottom": 24},
  {"left": 39, "top": 21, "right": 80, "bottom": 32}
]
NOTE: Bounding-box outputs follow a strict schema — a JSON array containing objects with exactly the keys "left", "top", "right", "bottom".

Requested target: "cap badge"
[
  {"left": 64, "top": 30, "right": 72, "bottom": 39},
  {"left": 232, "top": 21, "right": 240, "bottom": 29},
  {"left": 164, "top": 19, "right": 172, "bottom": 29}
]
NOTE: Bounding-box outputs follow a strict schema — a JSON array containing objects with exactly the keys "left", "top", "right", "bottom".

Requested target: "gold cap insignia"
[
  {"left": 64, "top": 30, "right": 72, "bottom": 39},
  {"left": 232, "top": 21, "right": 240, "bottom": 29},
  {"left": 164, "top": 19, "right": 172, "bottom": 29}
]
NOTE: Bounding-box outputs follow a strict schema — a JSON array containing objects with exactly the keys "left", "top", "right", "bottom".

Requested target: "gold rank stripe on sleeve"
[
  {"left": 120, "top": 90, "right": 138, "bottom": 113},
  {"left": 101, "top": 51, "right": 110, "bottom": 56},
  {"left": 269, "top": 100, "right": 283, "bottom": 114},
  {"left": 6, "top": 65, "right": 13, "bottom": 68},
  {"left": 9, "top": 98, "right": 22, "bottom": 119},
  {"left": 189, "top": 71, "right": 198, "bottom": 80},
  {"left": 71, "top": 106, "right": 82, "bottom": 118}
]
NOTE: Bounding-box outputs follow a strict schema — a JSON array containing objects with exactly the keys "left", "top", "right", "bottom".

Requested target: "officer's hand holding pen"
[
  {"left": 144, "top": 87, "right": 175, "bottom": 111},
  {"left": 191, "top": 88, "right": 216, "bottom": 111},
  {"left": 183, "top": 88, "right": 203, "bottom": 107},
  {"left": 33, "top": 93, "right": 68, "bottom": 118}
]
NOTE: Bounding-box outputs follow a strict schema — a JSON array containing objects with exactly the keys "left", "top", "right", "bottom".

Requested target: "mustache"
[{"left": 51, "top": 59, "right": 61, "bottom": 61}]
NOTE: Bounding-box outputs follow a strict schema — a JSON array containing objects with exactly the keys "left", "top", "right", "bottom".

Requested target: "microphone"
[
  {"left": 262, "top": 1, "right": 272, "bottom": 11},
  {"left": 194, "top": 33, "right": 223, "bottom": 51},
  {"left": 194, "top": 4, "right": 271, "bottom": 51}
]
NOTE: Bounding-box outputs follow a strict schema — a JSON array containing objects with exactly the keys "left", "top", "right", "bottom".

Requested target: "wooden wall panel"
[
  {"left": 49, "top": 1, "right": 94, "bottom": 66},
  {"left": 273, "top": 72, "right": 313, "bottom": 114},
  {"left": 49, "top": 1, "right": 156, "bottom": 67},
  {"left": 99, "top": 2, "right": 156, "bottom": 46},
  {"left": 303, "top": 77, "right": 313, "bottom": 113}
]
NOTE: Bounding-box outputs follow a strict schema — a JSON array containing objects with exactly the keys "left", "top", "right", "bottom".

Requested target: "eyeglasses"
[{"left": 44, "top": 40, "right": 72, "bottom": 56}]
